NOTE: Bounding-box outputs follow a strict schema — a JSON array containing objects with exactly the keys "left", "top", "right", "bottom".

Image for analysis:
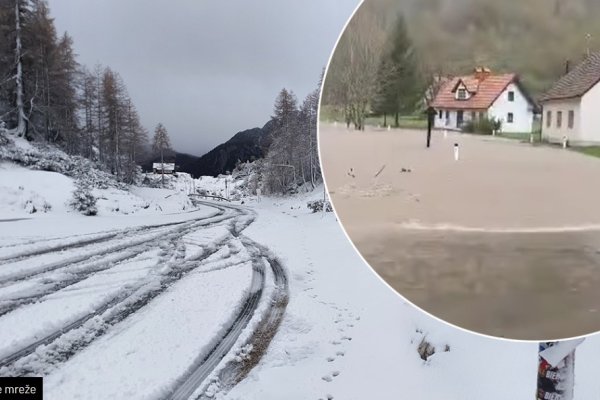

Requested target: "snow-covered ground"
[{"left": 1, "top": 148, "right": 599, "bottom": 399}]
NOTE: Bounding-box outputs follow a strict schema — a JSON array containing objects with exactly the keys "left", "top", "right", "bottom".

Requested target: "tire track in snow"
[
  {"left": 0, "top": 216, "right": 214, "bottom": 265},
  {"left": 0, "top": 209, "right": 224, "bottom": 263},
  {"left": 0, "top": 208, "right": 235, "bottom": 314},
  {"left": 0, "top": 200, "right": 288, "bottom": 399},
  {"left": 0, "top": 204, "right": 238, "bottom": 372},
  {"left": 164, "top": 205, "right": 289, "bottom": 400},
  {"left": 0, "top": 210, "right": 234, "bottom": 286}
]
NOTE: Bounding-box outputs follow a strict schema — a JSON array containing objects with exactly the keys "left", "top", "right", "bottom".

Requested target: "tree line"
[
  {"left": 322, "top": 0, "right": 600, "bottom": 130},
  {"left": 322, "top": 7, "right": 424, "bottom": 131},
  {"left": 251, "top": 82, "right": 320, "bottom": 195},
  {"left": 0, "top": 0, "right": 171, "bottom": 183}
]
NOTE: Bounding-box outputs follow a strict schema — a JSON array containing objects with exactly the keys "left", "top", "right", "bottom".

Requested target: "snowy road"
[{"left": 0, "top": 201, "right": 288, "bottom": 400}]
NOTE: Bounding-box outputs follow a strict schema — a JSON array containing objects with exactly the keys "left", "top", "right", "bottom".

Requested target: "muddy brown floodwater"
[{"left": 320, "top": 123, "right": 600, "bottom": 340}]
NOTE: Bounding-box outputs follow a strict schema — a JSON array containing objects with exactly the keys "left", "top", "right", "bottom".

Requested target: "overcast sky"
[{"left": 48, "top": 0, "right": 359, "bottom": 156}]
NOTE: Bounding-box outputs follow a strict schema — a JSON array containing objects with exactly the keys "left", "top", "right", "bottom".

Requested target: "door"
[{"left": 456, "top": 110, "right": 464, "bottom": 128}]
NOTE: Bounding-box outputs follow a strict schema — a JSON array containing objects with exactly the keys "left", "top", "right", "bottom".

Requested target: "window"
[
  {"left": 507, "top": 113, "right": 514, "bottom": 123},
  {"left": 471, "top": 111, "right": 476, "bottom": 120},
  {"left": 546, "top": 111, "right": 552, "bottom": 128},
  {"left": 457, "top": 110, "right": 464, "bottom": 126},
  {"left": 568, "top": 110, "right": 575, "bottom": 129},
  {"left": 557, "top": 111, "right": 563, "bottom": 128},
  {"left": 445, "top": 110, "right": 450, "bottom": 119},
  {"left": 479, "top": 112, "right": 485, "bottom": 120},
  {"left": 508, "top": 91, "right": 515, "bottom": 102},
  {"left": 457, "top": 89, "right": 467, "bottom": 100},
  {"left": 439, "top": 110, "right": 443, "bottom": 119}
]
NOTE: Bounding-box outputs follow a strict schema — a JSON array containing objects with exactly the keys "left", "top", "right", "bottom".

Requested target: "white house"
[
  {"left": 540, "top": 52, "right": 600, "bottom": 145},
  {"left": 152, "top": 162, "right": 175, "bottom": 174},
  {"left": 431, "top": 67, "right": 536, "bottom": 133}
]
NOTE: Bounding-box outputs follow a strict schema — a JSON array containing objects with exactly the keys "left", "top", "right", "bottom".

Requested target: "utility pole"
[{"left": 537, "top": 339, "right": 584, "bottom": 400}]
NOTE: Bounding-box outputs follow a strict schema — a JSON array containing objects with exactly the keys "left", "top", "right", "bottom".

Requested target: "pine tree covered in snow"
[
  {"left": 262, "top": 79, "right": 322, "bottom": 195},
  {"left": 0, "top": 0, "right": 150, "bottom": 183},
  {"left": 69, "top": 182, "right": 98, "bottom": 216}
]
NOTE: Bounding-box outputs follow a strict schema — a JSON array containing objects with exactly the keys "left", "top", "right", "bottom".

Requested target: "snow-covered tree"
[
  {"left": 152, "top": 122, "right": 172, "bottom": 186},
  {"left": 0, "top": 1, "right": 149, "bottom": 183},
  {"left": 70, "top": 182, "right": 98, "bottom": 216}
]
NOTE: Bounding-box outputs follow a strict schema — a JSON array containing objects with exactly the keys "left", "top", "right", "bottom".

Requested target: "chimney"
[{"left": 474, "top": 66, "right": 492, "bottom": 81}]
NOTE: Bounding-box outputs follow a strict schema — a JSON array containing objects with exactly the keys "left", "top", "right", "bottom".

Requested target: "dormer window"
[{"left": 457, "top": 88, "right": 467, "bottom": 100}]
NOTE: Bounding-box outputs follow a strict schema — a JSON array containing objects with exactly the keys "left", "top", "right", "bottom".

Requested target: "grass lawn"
[
  {"left": 573, "top": 146, "right": 600, "bottom": 159},
  {"left": 365, "top": 115, "right": 428, "bottom": 130},
  {"left": 497, "top": 131, "right": 542, "bottom": 142},
  {"left": 319, "top": 106, "right": 428, "bottom": 130}
]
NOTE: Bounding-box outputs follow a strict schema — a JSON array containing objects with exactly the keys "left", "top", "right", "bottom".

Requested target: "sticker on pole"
[{"left": 537, "top": 339, "right": 585, "bottom": 400}]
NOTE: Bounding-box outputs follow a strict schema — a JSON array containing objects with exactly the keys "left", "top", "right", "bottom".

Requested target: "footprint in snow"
[{"left": 322, "top": 371, "right": 341, "bottom": 382}]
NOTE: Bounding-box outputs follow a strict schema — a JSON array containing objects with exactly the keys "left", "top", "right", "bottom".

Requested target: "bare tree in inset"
[{"left": 322, "top": 6, "right": 386, "bottom": 130}]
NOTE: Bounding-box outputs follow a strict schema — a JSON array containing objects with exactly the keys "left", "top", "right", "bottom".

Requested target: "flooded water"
[
  {"left": 319, "top": 124, "right": 600, "bottom": 339},
  {"left": 355, "top": 228, "right": 600, "bottom": 340}
]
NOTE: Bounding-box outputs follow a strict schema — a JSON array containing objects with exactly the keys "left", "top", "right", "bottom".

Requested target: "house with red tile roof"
[
  {"left": 431, "top": 67, "right": 536, "bottom": 133},
  {"left": 540, "top": 53, "right": 600, "bottom": 145}
]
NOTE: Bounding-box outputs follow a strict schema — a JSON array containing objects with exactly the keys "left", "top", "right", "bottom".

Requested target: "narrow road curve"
[{"left": 165, "top": 201, "right": 289, "bottom": 400}]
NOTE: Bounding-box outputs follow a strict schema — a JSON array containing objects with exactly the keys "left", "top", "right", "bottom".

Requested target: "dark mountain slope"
[{"left": 144, "top": 120, "right": 276, "bottom": 178}]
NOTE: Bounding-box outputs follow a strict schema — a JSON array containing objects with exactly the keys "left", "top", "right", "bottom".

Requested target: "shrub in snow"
[
  {"left": 0, "top": 135, "right": 127, "bottom": 191},
  {"left": 306, "top": 199, "right": 333, "bottom": 213},
  {"left": 70, "top": 183, "right": 98, "bottom": 216},
  {"left": 417, "top": 337, "right": 436, "bottom": 361},
  {"left": 20, "top": 194, "right": 52, "bottom": 214}
]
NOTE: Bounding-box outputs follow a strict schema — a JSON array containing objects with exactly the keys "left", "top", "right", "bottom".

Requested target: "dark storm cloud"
[{"left": 48, "top": 0, "right": 359, "bottom": 155}]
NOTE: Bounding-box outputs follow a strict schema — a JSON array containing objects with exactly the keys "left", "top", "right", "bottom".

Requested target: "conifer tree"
[
  {"left": 378, "top": 14, "right": 423, "bottom": 127},
  {"left": 152, "top": 123, "right": 172, "bottom": 186}
]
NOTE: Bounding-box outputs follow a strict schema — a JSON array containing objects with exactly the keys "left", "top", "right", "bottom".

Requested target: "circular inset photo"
[{"left": 319, "top": 0, "right": 600, "bottom": 340}]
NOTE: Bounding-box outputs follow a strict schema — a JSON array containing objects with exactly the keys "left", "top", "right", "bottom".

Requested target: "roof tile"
[
  {"left": 432, "top": 73, "right": 517, "bottom": 110},
  {"left": 540, "top": 52, "right": 600, "bottom": 102}
]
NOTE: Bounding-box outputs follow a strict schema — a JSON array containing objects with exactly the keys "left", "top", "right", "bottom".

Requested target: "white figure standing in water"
[{"left": 454, "top": 143, "right": 460, "bottom": 161}]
